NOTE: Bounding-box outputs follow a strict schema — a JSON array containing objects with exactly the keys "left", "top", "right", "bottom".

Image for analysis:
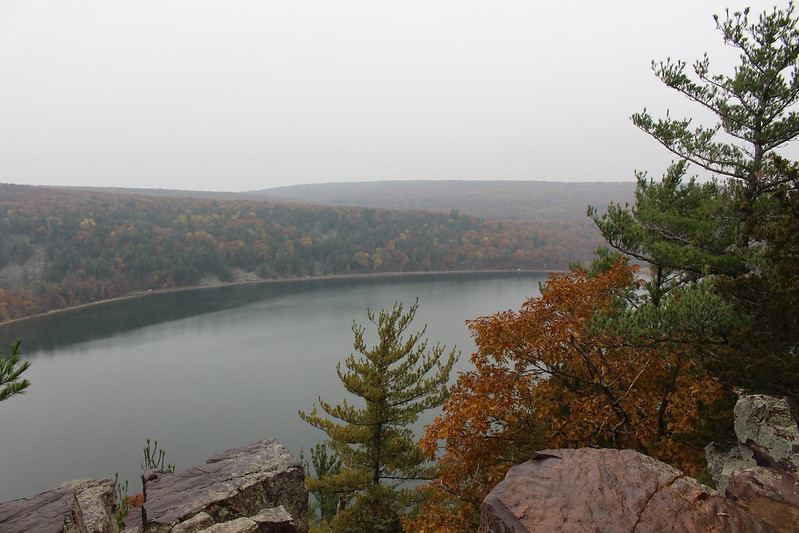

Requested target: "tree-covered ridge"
[
  {"left": 57, "top": 180, "right": 635, "bottom": 223},
  {"left": 0, "top": 183, "right": 600, "bottom": 321},
  {"left": 249, "top": 180, "right": 635, "bottom": 222}
]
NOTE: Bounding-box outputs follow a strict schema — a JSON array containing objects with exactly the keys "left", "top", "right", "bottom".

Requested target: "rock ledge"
[
  {"left": 482, "top": 394, "right": 799, "bottom": 533},
  {"left": 0, "top": 438, "right": 308, "bottom": 533}
]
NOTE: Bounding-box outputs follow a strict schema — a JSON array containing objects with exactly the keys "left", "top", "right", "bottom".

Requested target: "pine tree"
[
  {"left": 592, "top": 3, "right": 799, "bottom": 283},
  {"left": 0, "top": 339, "right": 29, "bottom": 403},
  {"left": 299, "top": 300, "right": 457, "bottom": 532},
  {"left": 301, "top": 443, "right": 342, "bottom": 528},
  {"left": 715, "top": 162, "right": 799, "bottom": 396},
  {"left": 589, "top": 4, "right": 799, "bottom": 400}
]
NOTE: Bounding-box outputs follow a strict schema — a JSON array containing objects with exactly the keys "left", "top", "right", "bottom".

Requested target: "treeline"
[{"left": 0, "top": 183, "right": 600, "bottom": 321}]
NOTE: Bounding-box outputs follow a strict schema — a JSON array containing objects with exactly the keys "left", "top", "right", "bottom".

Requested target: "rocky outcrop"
[
  {"left": 0, "top": 438, "right": 307, "bottom": 533},
  {"left": 481, "top": 394, "right": 799, "bottom": 533},
  {"left": 480, "top": 448, "right": 772, "bottom": 532},
  {"left": 705, "top": 394, "right": 799, "bottom": 532},
  {"left": 0, "top": 478, "right": 116, "bottom": 533},
  {"left": 734, "top": 394, "right": 799, "bottom": 473},
  {"left": 124, "top": 438, "right": 307, "bottom": 533}
]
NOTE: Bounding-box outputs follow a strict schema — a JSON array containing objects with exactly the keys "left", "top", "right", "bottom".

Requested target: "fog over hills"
[
  {"left": 249, "top": 180, "right": 635, "bottom": 221},
  {"left": 64, "top": 180, "right": 635, "bottom": 223}
]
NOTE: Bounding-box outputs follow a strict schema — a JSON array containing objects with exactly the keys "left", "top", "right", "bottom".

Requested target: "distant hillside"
[
  {"left": 57, "top": 180, "right": 635, "bottom": 223},
  {"left": 248, "top": 180, "right": 635, "bottom": 222},
  {"left": 0, "top": 183, "right": 603, "bottom": 322}
]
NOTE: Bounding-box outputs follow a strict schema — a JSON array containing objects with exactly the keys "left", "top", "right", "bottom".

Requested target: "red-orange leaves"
[{"left": 408, "top": 261, "right": 720, "bottom": 531}]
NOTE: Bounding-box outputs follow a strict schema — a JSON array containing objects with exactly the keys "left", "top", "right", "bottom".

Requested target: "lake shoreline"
[
  {"left": 0, "top": 269, "right": 560, "bottom": 328},
  {"left": 0, "top": 272, "right": 551, "bottom": 503}
]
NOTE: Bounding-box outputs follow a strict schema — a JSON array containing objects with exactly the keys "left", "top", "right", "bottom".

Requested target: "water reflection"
[
  {"left": 0, "top": 273, "right": 536, "bottom": 356},
  {"left": 0, "top": 271, "right": 547, "bottom": 503}
]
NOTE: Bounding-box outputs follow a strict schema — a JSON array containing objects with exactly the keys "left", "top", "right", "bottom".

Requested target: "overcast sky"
[{"left": 0, "top": 1, "right": 795, "bottom": 192}]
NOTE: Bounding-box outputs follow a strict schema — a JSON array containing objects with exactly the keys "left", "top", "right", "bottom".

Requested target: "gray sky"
[{"left": 0, "top": 1, "right": 795, "bottom": 192}]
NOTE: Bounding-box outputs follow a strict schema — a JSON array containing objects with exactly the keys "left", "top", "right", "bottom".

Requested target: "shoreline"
[{"left": 0, "top": 269, "right": 560, "bottom": 328}]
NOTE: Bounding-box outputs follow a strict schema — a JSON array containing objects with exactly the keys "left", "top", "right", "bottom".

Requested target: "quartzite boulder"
[
  {"left": 705, "top": 394, "right": 799, "bottom": 532},
  {"left": 733, "top": 394, "right": 799, "bottom": 473},
  {"left": 0, "top": 438, "right": 307, "bottom": 533},
  {"left": 0, "top": 477, "right": 116, "bottom": 533},
  {"left": 61, "top": 478, "right": 118, "bottom": 533},
  {"left": 124, "top": 438, "right": 307, "bottom": 533},
  {"left": 725, "top": 467, "right": 799, "bottom": 530},
  {"left": 480, "top": 448, "right": 773, "bottom": 533}
]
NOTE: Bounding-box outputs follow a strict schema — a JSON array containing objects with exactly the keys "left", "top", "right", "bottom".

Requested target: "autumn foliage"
[
  {"left": 0, "top": 183, "right": 601, "bottom": 322},
  {"left": 406, "top": 261, "right": 722, "bottom": 532}
]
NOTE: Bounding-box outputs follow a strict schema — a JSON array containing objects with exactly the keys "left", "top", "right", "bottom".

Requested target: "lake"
[{"left": 0, "top": 272, "right": 548, "bottom": 502}]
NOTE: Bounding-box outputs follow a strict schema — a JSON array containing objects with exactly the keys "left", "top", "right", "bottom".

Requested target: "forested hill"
[
  {"left": 0, "top": 183, "right": 602, "bottom": 322},
  {"left": 249, "top": 180, "right": 635, "bottom": 221},
  {"left": 69, "top": 180, "right": 636, "bottom": 222}
]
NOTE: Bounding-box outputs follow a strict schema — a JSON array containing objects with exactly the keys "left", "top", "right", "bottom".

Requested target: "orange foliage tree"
[{"left": 406, "top": 261, "right": 722, "bottom": 532}]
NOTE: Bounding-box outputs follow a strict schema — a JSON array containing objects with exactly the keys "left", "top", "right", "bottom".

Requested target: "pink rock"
[{"left": 481, "top": 448, "right": 773, "bottom": 533}]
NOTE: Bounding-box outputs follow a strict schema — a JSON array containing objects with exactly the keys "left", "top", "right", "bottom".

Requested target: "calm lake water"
[{"left": 0, "top": 272, "right": 548, "bottom": 502}]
